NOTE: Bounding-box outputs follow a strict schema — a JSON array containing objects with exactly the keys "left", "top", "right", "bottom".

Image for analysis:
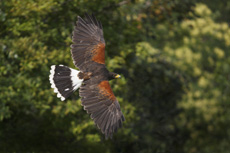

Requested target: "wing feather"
[
  {"left": 71, "top": 13, "right": 105, "bottom": 72},
  {"left": 79, "top": 80, "right": 125, "bottom": 139},
  {"left": 95, "top": 110, "right": 108, "bottom": 130}
]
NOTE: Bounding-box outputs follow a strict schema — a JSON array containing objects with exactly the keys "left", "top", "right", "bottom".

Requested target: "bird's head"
[{"left": 109, "top": 72, "right": 121, "bottom": 80}]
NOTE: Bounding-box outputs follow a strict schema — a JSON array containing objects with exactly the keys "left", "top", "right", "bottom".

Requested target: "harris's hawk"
[{"left": 49, "top": 13, "right": 125, "bottom": 139}]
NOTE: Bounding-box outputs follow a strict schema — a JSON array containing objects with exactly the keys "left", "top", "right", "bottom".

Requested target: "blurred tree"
[
  {"left": 151, "top": 3, "right": 230, "bottom": 153},
  {"left": 0, "top": 0, "right": 229, "bottom": 153}
]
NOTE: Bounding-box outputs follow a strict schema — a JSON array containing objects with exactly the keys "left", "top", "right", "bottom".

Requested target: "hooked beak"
[{"left": 115, "top": 74, "right": 121, "bottom": 79}]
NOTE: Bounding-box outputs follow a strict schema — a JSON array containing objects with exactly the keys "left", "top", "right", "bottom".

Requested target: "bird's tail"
[{"left": 49, "top": 65, "right": 83, "bottom": 101}]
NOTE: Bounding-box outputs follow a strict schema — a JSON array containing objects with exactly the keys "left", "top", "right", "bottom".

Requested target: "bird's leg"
[
  {"left": 78, "top": 72, "right": 92, "bottom": 80},
  {"left": 83, "top": 72, "right": 92, "bottom": 80}
]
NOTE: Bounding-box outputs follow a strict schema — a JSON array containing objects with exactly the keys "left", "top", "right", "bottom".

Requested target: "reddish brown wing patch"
[
  {"left": 71, "top": 14, "right": 106, "bottom": 71},
  {"left": 92, "top": 42, "right": 105, "bottom": 64},
  {"left": 98, "top": 81, "right": 116, "bottom": 100}
]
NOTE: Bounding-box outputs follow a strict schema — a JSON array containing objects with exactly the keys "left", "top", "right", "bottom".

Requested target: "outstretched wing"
[
  {"left": 79, "top": 79, "right": 125, "bottom": 139},
  {"left": 71, "top": 13, "right": 105, "bottom": 72}
]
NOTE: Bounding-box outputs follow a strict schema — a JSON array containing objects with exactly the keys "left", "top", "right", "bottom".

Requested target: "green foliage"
[{"left": 0, "top": 0, "right": 230, "bottom": 153}]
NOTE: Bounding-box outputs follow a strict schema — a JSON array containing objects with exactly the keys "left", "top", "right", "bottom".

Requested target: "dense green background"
[{"left": 1, "top": 0, "right": 230, "bottom": 152}]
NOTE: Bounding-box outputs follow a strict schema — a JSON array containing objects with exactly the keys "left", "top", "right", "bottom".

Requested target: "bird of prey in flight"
[{"left": 49, "top": 13, "right": 125, "bottom": 139}]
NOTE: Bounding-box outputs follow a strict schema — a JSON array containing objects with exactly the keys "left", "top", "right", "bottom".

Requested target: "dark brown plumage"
[
  {"left": 49, "top": 13, "right": 125, "bottom": 139},
  {"left": 71, "top": 13, "right": 125, "bottom": 139}
]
